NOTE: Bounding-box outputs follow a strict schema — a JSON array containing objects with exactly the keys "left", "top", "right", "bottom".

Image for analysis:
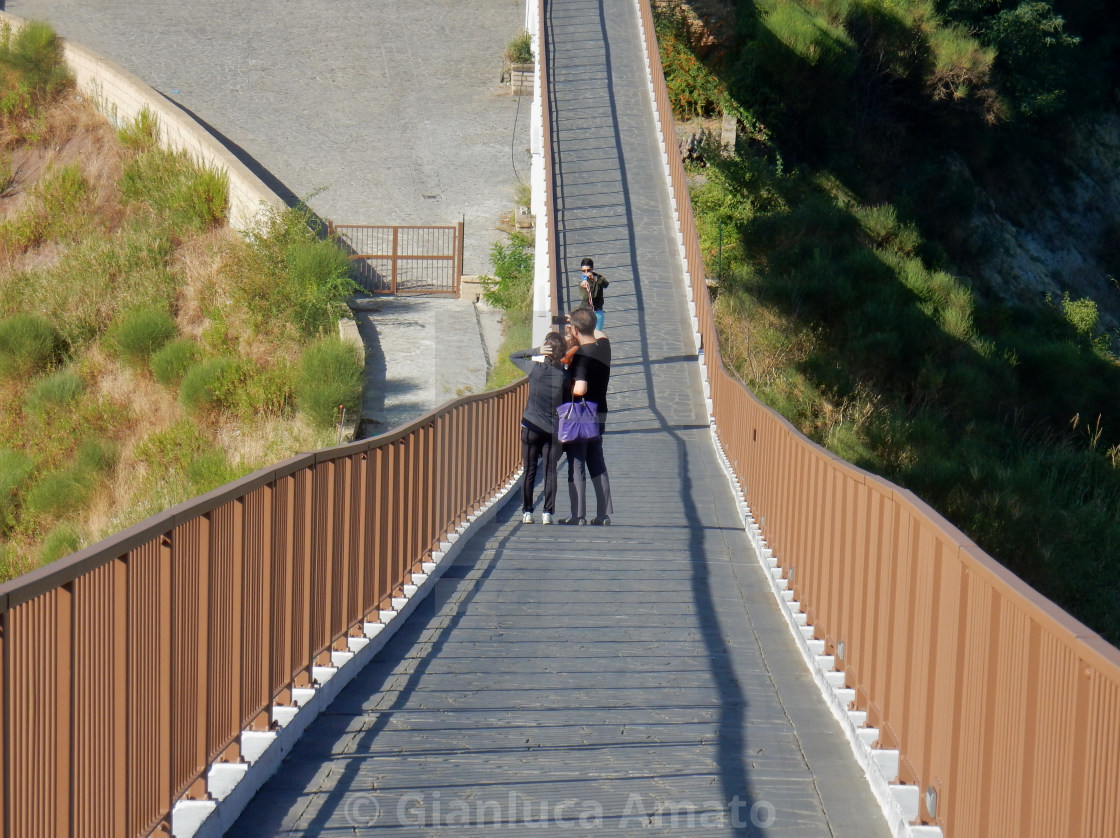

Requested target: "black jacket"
[{"left": 509, "top": 349, "right": 570, "bottom": 434}]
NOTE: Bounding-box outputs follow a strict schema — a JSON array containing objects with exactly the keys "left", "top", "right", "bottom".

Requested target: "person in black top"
[
  {"left": 579, "top": 257, "right": 609, "bottom": 332},
  {"left": 562, "top": 306, "right": 612, "bottom": 525},
  {"left": 509, "top": 331, "right": 569, "bottom": 524}
]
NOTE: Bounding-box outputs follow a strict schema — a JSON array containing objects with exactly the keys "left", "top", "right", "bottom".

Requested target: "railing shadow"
[{"left": 549, "top": 0, "right": 760, "bottom": 830}]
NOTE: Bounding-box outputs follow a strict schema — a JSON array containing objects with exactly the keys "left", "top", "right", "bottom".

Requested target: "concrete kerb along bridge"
[{"left": 1, "top": 2, "right": 1118, "bottom": 837}]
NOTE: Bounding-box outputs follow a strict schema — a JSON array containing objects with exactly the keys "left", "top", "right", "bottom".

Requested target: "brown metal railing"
[
  {"left": 0, "top": 382, "right": 526, "bottom": 837},
  {"left": 634, "top": 1, "right": 1120, "bottom": 835},
  {"left": 327, "top": 222, "right": 463, "bottom": 295}
]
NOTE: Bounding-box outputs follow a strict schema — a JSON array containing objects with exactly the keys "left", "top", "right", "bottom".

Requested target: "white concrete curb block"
[
  {"left": 629, "top": 0, "right": 942, "bottom": 833},
  {"left": 707, "top": 430, "right": 942, "bottom": 838},
  {"left": 175, "top": 469, "right": 524, "bottom": 838}
]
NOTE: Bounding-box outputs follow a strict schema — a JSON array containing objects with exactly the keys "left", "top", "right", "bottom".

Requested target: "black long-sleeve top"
[{"left": 509, "top": 348, "right": 570, "bottom": 435}]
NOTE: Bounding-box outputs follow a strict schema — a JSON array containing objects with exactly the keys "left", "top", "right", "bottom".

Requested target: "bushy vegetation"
[
  {"left": 0, "top": 19, "right": 70, "bottom": 137},
  {"left": 482, "top": 230, "right": 534, "bottom": 314},
  {"left": 656, "top": 0, "right": 1120, "bottom": 644},
  {"left": 150, "top": 338, "right": 200, "bottom": 386},
  {"left": 0, "top": 313, "right": 62, "bottom": 376},
  {"left": 505, "top": 31, "right": 533, "bottom": 65},
  {"left": 235, "top": 203, "right": 358, "bottom": 339},
  {"left": 0, "top": 31, "right": 362, "bottom": 576},
  {"left": 120, "top": 147, "right": 228, "bottom": 232},
  {"left": 111, "top": 308, "right": 177, "bottom": 364},
  {"left": 481, "top": 230, "right": 535, "bottom": 388},
  {"left": 295, "top": 337, "right": 364, "bottom": 428}
]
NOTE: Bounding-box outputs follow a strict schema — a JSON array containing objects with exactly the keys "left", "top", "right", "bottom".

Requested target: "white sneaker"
[
  {"left": 541, "top": 512, "right": 554, "bottom": 525},
  {"left": 521, "top": 511, "right": 533, "bottom": 524}
]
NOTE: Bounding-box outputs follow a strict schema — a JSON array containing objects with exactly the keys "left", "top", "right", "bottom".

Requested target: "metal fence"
[
  {"left": 0, "top": 383, "right": 526, "bottom": 837},
  {"left": 327, "top": 222, "right": 463, "bottom": 296},
  {"left": 633, "top": 1, "right": 1120, "bottom": 835}
]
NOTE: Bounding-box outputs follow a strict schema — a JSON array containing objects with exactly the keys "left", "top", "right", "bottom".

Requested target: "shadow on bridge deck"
[{"left": 230, "top": 1, "right": 893, "bottom": 835}]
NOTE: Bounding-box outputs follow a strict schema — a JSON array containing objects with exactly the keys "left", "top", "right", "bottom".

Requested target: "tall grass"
[
  {"left": 112, "top": 308, "right": 177, "bottom": 364},
  {"left": 24, "top": 368, "right": 83, "bottom": 420},
  {"left": 120, "top": 147, "right": 228, "bottom": 231}
]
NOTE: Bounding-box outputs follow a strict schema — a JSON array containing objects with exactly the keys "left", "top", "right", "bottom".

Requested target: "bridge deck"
[
  {"left": 232, "top": 1, "right": 892, "bottom": 835},
  {"left": 8, "top": 0, "right": 893, "bottom": 832}
]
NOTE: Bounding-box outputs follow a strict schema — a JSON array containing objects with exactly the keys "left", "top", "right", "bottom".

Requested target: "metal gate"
[{"left": 327, "top": 222, "right": 463, "bottom": 295}]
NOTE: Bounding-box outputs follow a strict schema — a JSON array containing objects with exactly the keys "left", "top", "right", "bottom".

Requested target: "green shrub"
[
  {"left": 0, "top": 447, "right": 34, "bottom": 529},
  {"left": 117, "top": 106, "right": 159, "bottom": 151},
  {"left": 0, "top": 20, "right": 70, "bottom": 117},
  {"left": 654, "top": 2, "right": 727, "bottom": 118},
  {"left": 75, "top": 438, "right": 118, "bottom": 475},
  {"left": 0, "top": 313, "right": 62, "bottom": 378},
  {"left": 1061, "top": 293, "right": 1099, "bottom": 338},
  {"left": 185, "top": 448, "right": 238, "bottom": 494},
  {"left": 283, "top": 238, "right": 357, "bottom": 337},
  {"left": 505, "top": 31, "right": 533, "bottom": 64},
  {"left": 481, "top": 231, "right": 534, "bottom": 314},
  {"left": 24, "top": 368, "right": 84, "bottom": 420},
  {"left": 120, "top": 148, "right": 228, "bottom": 231},
  {"left": 218, "top": 359, "right": 294, "bottom": 420},
  {"left": 24, "top": 466, "right": 89, "bottom": 517},
  {"left": 240, "top": 204, "right": 358, "bottom": 338},
  {"left": 39, "top": 521, "right": 81, "bottom": 563},
  {"left": 150, "top": 339, "right": 200, "bottom": 386},
  {"left": 112, "top": 308, "right": 177, "bottom": 364},
  {"left": 179, "top": 357, "right": 236, "bottom": 415},
  {"left": 295, "top": 338, "right": 363, "bottom": 428},
  {"left": 176, "top": 354, "right": 293, "bottom": 421},
  {"left": 134, "top": 418, "right": 237, "bottom": 495}
]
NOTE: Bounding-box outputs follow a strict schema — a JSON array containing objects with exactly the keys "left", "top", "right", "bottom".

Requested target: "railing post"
[
  {"left": 391, "top": 226, "right": 399, "bottom": 294},
  {"left": 455, "top": 220, "right": 464, "bottom": 296}
]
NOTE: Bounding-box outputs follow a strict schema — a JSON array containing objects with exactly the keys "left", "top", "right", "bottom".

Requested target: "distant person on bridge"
[
  {"left": 578, "top": 257, "right": 609, "bottom": 331},
  {"left": 561, "top": 307, "right": 613, "bottom": 525},
  {"left": 509, "top": 331, "right": 570, "bottom": 525}
]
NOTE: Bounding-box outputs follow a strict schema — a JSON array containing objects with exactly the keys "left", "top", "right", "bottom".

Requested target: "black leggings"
[{"left": 521, "top": 424, "right": 561, "bottom": 513}]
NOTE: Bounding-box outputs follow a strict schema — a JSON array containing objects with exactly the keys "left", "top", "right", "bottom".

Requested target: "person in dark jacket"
[
  {"left": 579, "top": 257, "right": 609, "bottom": 331},
  {"left": 509, "top": 331, "right": 570, "bottom": 524}
]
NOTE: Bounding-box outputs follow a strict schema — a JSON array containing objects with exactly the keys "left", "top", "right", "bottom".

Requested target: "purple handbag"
[{"left": 557, "top": 399, "right": 600, "bottom": 443}]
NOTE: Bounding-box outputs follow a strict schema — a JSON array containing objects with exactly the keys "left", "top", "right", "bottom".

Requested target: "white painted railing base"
[{"left": 707, "top": 431, "right": 943, "bottom": 838}]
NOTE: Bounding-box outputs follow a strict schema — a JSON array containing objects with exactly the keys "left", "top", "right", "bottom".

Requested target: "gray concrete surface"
[
  {"left": 8, "top": 0, "right": 529, "bottom": 429},
  {"left": 352, "top": 294, "right": 507, "bottom": 436}
]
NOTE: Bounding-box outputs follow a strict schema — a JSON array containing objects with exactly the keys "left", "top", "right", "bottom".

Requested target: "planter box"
[{"left": 509, "top": 62, "right": 534, "bottom": 96}]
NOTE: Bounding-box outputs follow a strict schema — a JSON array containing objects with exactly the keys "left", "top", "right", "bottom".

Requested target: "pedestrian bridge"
[{"left": 1, "top": 2, "right": 1118, "bottom": 837}]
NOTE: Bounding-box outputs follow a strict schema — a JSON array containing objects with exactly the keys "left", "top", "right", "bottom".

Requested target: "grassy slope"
[
  {"left": 0, "top": 35, "right": 360, "bottom": 578},
  {"left": 657, "top": 0, "right": 1120, "bottom": 645}
]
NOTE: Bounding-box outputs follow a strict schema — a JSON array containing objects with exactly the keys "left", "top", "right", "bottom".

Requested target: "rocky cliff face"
[{"left": 963, "top": 112, "right": 1120, "bottom": 331}]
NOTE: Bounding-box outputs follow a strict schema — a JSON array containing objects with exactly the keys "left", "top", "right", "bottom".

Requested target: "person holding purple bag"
[
  {"left": 509, "top": 331, "right": 570, "bottom": 525},
  {"left": 561, "top": 307, "right": 612, "bottom": 525}
]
